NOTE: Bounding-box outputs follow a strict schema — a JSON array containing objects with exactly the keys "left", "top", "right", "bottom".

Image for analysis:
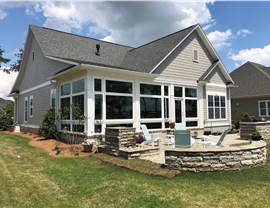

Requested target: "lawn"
[{"left": 1, "top": 132, "right": 270, "bottom": 208}]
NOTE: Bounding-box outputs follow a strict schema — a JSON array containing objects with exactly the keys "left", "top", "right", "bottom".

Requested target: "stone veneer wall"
[
  {"left": 240, "top": 122, "right": 270, "bottom": 140},
  {"left": 165, "top": 141, "right": 267, "bottom": 172},
  {"left": 105, "top": 127, "right": 136, "bottom": 156}
]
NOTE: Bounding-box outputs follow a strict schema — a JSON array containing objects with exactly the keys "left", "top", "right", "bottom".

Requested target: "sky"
[{"left": 1, "top": 1, "right": 270, "bottom": 100}]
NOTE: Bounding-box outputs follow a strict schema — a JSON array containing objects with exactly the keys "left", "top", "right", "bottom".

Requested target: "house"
[
  {"left": 9, "top": 24, "right": 234, "bottom": 138},
  {"left": 0, "top": 97, "right": 13, "bottom": 108},
  {"left": 230, "top": 61, "right": 270, "bottom": 121}
]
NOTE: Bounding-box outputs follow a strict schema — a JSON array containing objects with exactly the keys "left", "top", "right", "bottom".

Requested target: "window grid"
[{"left": 208, "top": 95, "right": 226, "bottom": 120}]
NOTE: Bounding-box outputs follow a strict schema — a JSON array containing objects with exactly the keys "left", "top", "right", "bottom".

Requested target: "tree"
[
  {"left": 10, "top": 48, "right": 23, "bottom": 71},
  {"left": 0, "top": 103, "right": 14, "bottom": 131},
  {"left": 0, "top": 46, "right": 10, "bottom": 73}
]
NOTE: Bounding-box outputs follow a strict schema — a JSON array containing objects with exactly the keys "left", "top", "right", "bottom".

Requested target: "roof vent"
[{"left": 95, "top": 44, "right": 100, "bottom": 56}]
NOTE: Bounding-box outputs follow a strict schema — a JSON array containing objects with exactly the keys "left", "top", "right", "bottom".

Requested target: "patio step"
[{"left": 139, "top": 151, "right": 161, "bottom": 158}]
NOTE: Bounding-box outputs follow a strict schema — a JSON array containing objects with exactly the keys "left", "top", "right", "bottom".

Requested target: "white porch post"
[
  {"left": 169, "top": 84, "right": 175, "bottom": 123},
  {"left": 134, "top": 79, "right": 140, "bottom": 132},
  {"left": 86, "top": 71, "right": 94, "bottom": 136},
  {"left": 197, "top": 84, "right": 204, "bottom": 129}
]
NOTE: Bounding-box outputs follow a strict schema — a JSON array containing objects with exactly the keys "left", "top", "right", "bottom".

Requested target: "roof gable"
[{"left": 120, "top": 25, "right": 197, "bottom": 73}]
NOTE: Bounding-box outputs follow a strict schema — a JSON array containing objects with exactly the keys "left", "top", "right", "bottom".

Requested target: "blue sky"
[{"left": 0, "top": 1, "right": 270, "bottom": 99}]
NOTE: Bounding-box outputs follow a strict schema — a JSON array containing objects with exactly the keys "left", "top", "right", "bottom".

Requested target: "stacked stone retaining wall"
[
  {"left": 105, "top": 127, "right": 136, "bottom": 156},
  {"left": 240, "top": 122, "right": 270, "bottom": 140},
  {"left": 165, "top": 141, "right": 267, "bottom": 172}
]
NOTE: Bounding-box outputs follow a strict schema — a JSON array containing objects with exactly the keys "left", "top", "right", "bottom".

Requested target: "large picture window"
[
  {"left": 259, "top": 100, "right": 270, "bottom": 116},
  {"left": 60, "top": 79, "right": 85, "bottom": 132},
  {"left": 208, "top": 95, "right": 226, "bottom": 119},
  {"left": 140, "top": 97, "right": 161, "bottom": 118},
  {"left": 106, "top": 95, "right": 132, "bottom": 119}
]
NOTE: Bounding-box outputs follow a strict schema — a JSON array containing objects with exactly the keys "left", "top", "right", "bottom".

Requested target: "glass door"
[{"left": 175, "top": 100, "right": 183, "bottom": 123}]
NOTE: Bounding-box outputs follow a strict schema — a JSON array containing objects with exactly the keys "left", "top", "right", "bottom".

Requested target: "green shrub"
[
  {"left": 0, "top": 103, "right": 13, "bottom": 131},
  {"left": 39, "top": 107, "right": 58, "bottom": 139}
]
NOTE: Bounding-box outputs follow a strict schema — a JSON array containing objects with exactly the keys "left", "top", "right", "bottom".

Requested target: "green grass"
[{"left": 1, "top": 132, "right": 270, "bottom": 208}]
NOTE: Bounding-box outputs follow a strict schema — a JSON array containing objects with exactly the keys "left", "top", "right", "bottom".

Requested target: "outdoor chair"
[
  {"left": 174, "top": 130, "right": 192, "bottom": 148},
  {"left": 175, "top": 123, "right": 186, "bottom": 131},
  {"left": 210, "top": 129, "right": 230, "bottom": 147},
  {"left": 140, "top": 124, "right": 161, "bottom": 146}
]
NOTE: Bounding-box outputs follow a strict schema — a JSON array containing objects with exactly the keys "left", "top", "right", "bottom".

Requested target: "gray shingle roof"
[
  {"left": 120, "top": 25, "right": 197, "bottom": 73},
  {"left": 30, "top": 24, "right": 197, "bottom": 74},
  {"left": 230, "top": 61, "right": 270, "bottom": 98},
  {"left": 30, "top": 25, "right": 133, "bottom": 70}
]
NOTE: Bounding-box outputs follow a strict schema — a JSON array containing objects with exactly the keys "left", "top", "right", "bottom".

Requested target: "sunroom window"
[{"left": 208, "top": 95, "right": 226, "bottom": 119}]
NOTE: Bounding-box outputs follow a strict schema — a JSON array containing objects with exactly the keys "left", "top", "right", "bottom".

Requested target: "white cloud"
[
  {"left": 237, "top": 29, "right": 252, "bottom": 38},
  {"left": 207, "top": 29, "right": 232, "bottom": 51},
  {"left": 101, "top": 35, "right": 115, "bottom": 43},
  {"left": 231, "top": 44, "right": 270, "bottom": 66},
  {"left": 0, "top": 8, "right": 7, "bottom": 20},
  {"left": 28, "top": 1, "right": 214, "bottom": 47},
  {"left": 0, "top": 69, "right": 18, "bottom": 101}
]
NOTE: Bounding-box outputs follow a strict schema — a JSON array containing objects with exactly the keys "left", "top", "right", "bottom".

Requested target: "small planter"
[
  {"left": 83, "top": 144, "right": 93, "bottom": 152},
  {"left": 251, "top": 136, "right": 262, "bottom": 141}
]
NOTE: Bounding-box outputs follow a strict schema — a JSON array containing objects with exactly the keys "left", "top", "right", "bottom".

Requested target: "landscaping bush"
[
  {"left": 39, "top": 107, "right": 58, "bottom": 139},
  {"left": 0, "top": 103, "right": 13, "bottom": 131}
]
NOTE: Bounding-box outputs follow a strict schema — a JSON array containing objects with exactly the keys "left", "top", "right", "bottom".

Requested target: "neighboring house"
[
  {"left": 0, "top": 97, "right": 13, "bottom": 108},
  {"left": 9, "top": 24, "right": 234, "bottom": 137},
  {"left": 230, "top": 61, "right": 270, "bottom": 121}
]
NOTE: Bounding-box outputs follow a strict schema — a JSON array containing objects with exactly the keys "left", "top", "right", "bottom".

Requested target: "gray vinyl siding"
[
  {"left": 231, "top": 97, "right": 270, "bottom": 121},
  {"left": 18, "top": 36, "right": 71, "bottom": 92},
  {"left": 158, "top": 31, "right": 214, "bottom": 83},
  {"left": 18, "top": 84, "right": 56, "bottom": 126}
]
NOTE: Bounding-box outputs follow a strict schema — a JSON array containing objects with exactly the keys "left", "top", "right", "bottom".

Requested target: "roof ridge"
[
  {"left": 127, "top": 24, "right": 198, "bottom": 52},
  {"left": 29, "top": 24, "right": 134, "bottom": 49},
  {"left": 250, "top": 61, "right": 270, "bottom": 79}
]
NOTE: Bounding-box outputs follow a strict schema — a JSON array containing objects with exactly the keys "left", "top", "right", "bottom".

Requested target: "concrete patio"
[{"left": 140, "top": 133, "right": 248, "bottom": 164}]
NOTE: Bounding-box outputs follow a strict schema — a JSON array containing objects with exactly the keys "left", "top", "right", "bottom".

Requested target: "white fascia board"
[
  {"left": 45, "top": 56, "right": 80, "bottom": 66},
  {"left": 150, "top": 25, "right": 198, "bottom": 74},
  {"left": 81, "top": 64, "right": 158, "bottom": 78},
  {"left": 201, "top": 60, "right": 220, "bottom": 81}
]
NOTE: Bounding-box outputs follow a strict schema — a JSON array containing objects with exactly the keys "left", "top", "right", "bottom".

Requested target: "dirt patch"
[{"left": 5, "top": 131, "right": 92, "bottom": 157}]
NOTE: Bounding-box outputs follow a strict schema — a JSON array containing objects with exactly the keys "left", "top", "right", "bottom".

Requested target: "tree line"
[{"left": 0, "top": 46, "right": 23, "bottom": 73}]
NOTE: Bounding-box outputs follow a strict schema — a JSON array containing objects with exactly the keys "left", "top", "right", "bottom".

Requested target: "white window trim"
[
  {"left": 59, "top": 77, "right": 86, "bottom": 133},
  {"left": 50, "top": 88, "right": 56, "bottom": 107},
  {"left": 29, "top": 95, "right": 34, "bottom": 117},
  {"left": 24, "top": 97, "right": 28, "bottom": 123},
  {"left": 192, "top": 49, "right": 199, "bottom": 63},
  {"left": 258, "top": 100, "right": 270, "bottom": 117},
  {"left": 207, "top": 92, "right": 227, "bottom": 121}
]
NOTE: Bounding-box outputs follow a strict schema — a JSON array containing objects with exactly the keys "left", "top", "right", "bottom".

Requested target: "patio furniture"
[
  {"left": 196, "top": 138, "right": 211, "bottom": 148},
  {"left": 174, "top": 130, "right": 191, "bottom": 148},
  {"left": 140, "top": 124, "right": 161, "bottom": 146},
  {"left": 210, "top": 129, "right": 230, "bottom": 146},
  {"left": 175, "top": 123, "right": 186, "bottom": 131},
  {"left": 165, "top": 133, "right": 175, "bottom": 146}
]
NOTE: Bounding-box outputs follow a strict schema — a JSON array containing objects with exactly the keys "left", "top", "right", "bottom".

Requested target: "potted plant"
[
  {"left": 169, "top": 122, "right": 175, "bottom": 129},
  {"left": 82, "top": 138, "right": 95, "bottom": 152},
  {"left": 135, "top": 135, "right": 146, "bottom": 144},
  {"left": 251, "top": 130, "right": 262, "bottom": 141}
]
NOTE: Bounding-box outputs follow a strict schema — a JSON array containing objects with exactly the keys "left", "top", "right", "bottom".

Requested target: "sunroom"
[{"left": 51, "top": 65, "right": 202, "bottom": 137}]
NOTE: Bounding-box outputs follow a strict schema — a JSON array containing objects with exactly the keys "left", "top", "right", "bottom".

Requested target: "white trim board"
[{"left": 19, "top": 81, "right": 51, "bottom": 95}]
